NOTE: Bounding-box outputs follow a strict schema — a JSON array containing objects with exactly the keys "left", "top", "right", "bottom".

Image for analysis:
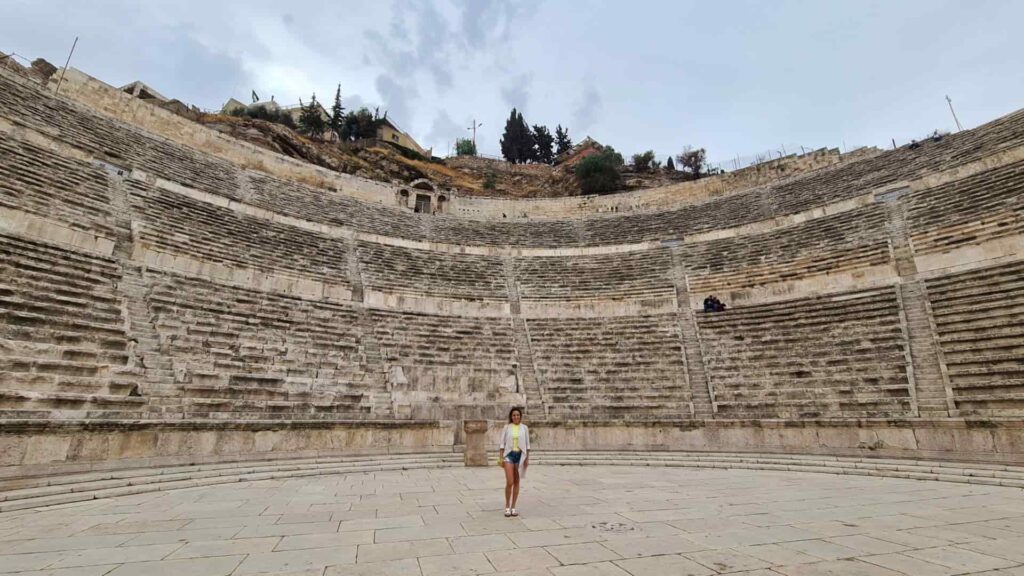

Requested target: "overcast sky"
[{"left": 4, "top": 1, "right": 1022, "bottom": 166}]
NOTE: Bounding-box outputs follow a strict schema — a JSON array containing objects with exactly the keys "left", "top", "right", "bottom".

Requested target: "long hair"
[{"left": 507, "top": 407, "right": 523, "bottom": 423}]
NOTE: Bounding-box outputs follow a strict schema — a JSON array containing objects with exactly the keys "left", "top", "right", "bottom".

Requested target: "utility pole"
[
  {"left": 467, "top": 119, "right": 483, "bottom": 150},
  {"left": 946, "top": 95, "right": 963, "bottom": 132},
  {"left": 54, "top": 36, "right": 78, "bottom": 96}
]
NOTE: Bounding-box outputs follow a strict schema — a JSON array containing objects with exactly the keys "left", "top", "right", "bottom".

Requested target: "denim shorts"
[{"left": 504, "top": 450, "right": 522, "bottom": 465}]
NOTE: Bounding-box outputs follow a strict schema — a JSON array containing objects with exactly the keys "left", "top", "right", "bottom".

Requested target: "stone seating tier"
[
  {"left": 356, "top": 241, "right": 508, "bottom": 301},
  {"left": 0, "top": 72, "right": 240, "bottom": 198},
  {"left": 370, "top": 309, "right": 516, "bottom": 368},
  {"left": 767, "top": 108, "right": 1024, "bottom": 216},
  {"left": 907, "top": 159, "right": 1024, "bottom": 255},
  {"left": 140, "top": 271, "right": 380, "bottom": 419},
  {"left": 129, "top": 181, "right": 352, "bottom": 283},
  {"left": 0, "top": 233, "right": 142, "bottom": 417},
  {"left": 514, "top": 248, "right": 675, "bottom": 301},
  {"left": 526, "top": 314, "right": 691, "bottom": 417},
  {"left": 697, "top": 288, "right": 913, "bottom": 418},
  {"left": 926, "top": 260, "right": 1024, "bottom": 416},
  {"left": 4, "top": 70, "right": 1024, "bottom": 252},
  {"left": 246, "top": 173, "right": 431, "bottom": 240},
  {"left": 579, "top": 189, "right": 775, "bottom": 246},
  {"left": 685, "top": 205, "right": 892, "bottom": 293},
  {"left": 0, "top": 137, "right": 116, "bottom": 236}
]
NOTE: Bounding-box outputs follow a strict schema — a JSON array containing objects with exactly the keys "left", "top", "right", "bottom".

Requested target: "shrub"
[
  {"left": 456, "top": 138, "right": 477, "bottom": 156},
  {"left": 230, "top": 104, "right": 295, "bottom": 129},
  {"left": 483, "top": 170, "right": 498, "bottom": 190},
  {"left": 575, "top": 151, "right": 623, "bottom": 194},
  {"left": 631, "top": 150, "right": 657, "bottom": 172}
]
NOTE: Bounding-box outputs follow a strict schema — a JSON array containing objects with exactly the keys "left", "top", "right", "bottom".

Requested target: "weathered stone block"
[
  {"left": 22, "top": 435, "right": 71, "bottom": 465},
  {"left": 0, "top": 435, "right": 27, "bottom": 467},
  {"left": 463, "top": 420, "right": 488, "bottom": 467}
]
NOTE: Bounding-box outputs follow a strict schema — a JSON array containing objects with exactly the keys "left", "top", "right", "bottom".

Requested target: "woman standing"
[{"left": 497, "top": 407, "right": 530, "bottom": 517}]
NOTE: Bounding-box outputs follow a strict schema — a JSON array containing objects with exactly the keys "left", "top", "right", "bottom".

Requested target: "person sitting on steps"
[{"left": 704, "top": 295, "right": 727, "bottom": 312}]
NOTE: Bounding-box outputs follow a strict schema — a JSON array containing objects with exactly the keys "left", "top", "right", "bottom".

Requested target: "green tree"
[
  {"left": 500, "top": 108, "right": 534, "bottom": 164},
  {"left": 631, "top": 150, "right": 657, "bottom": 172},
  {"left": 340, "top": 107, "right": 381, "bottom": 141},
  {"left": 675, "top": 146, "right": 708, "bottom": 180},
  {"left": 532, "top": 124, "right": 555, "bottom": 164},
  {"left": 601, "top": 145, "right": 625, "bottom": 167},
  {"left": 554, "top": 124, "right": 572, "bottom": 156},
  {"left": 298, "top": 94, "right": 327, "bottom": 138},
  {"left": 455, "top": 138, "right": 477, "bottom": 156},
  {"left": 329, "top": 84, "right": 345, "bottom": 141},
  {"left": 666, "top": 156, "right": 675, "bottom": 171},
  {"left": 575, "top": 149, "right": 623, "bottom": 194}
]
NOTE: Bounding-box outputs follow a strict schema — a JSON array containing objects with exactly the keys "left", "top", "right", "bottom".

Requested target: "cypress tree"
[
  {"left": 500, "top": 108, "right": 518, "bottom": 163},
  {"left": 555, "top": 124, "right": 572, "bottom": 156},
  {"left": 532, "top": 125, "right": 554, "bottom": 164},
  {"left": 329, "top": 85, "right": 345, "bottom": 141}
]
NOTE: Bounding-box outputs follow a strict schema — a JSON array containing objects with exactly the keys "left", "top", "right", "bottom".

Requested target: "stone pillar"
[{"left": 463, "top": 420, "right": 489, "bottom": 467}]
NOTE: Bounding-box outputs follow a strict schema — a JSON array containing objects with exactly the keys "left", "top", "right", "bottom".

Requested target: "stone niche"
[{"left": 395, "top": 179, "right": 451, "bottom": 214}]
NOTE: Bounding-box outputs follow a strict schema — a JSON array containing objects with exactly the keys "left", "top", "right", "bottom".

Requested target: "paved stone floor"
[{"left": 2, "top": 465, "right": 1024, "bottom": 575}]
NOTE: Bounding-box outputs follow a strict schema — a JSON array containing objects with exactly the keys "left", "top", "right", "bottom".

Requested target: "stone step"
[
  {"left": 530, "top": 451, "right": 1024, "bottom": 489},
  {"left": 0, "top": 454, "right": 464, "bottom": 512}
]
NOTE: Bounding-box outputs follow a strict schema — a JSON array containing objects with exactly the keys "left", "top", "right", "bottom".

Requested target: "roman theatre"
[{"left": 1, "top": 66, "right": 1024, "bottom": 575}]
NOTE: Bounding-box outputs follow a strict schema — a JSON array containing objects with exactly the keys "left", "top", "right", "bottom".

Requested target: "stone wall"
[
  {"left": 0, "top": 420, "right": 455, "bottom": 479},
  {"left": 526, "top": 419, "right": 1024, "bottom": 466}
]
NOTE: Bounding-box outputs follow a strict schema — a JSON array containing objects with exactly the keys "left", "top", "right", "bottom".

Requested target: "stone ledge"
[
  {"left": 528, "top": 417, "right": 1024, "bottom": 429},
  {"left": 0, "top": 418, "right": 452, "bottom": 433}
]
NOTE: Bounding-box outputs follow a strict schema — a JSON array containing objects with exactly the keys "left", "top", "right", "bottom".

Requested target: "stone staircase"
[
  {"left": 0, "top": 453, "right": 463, "bottom": 513},
  {"left": 511, "top": 317, "right": 545, "bottom": 416},
  {"left": 886, "top": 201, "right": 951, "bottom": 417},
  {"left": 355, "top": 306, "right": 393, "bottom": 418},
  {"left": 671, "top": 251, "right": 713, "bottom": 418}
]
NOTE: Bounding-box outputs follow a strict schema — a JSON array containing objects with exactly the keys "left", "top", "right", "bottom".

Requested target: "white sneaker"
[
  {"left": 504, "top": 508, "right": 511, "bottom": 517},
  {"left": 510, "top": 508, "right": 519, "bottom": 517}
]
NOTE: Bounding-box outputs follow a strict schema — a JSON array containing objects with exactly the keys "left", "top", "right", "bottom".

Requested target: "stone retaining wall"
[
  {"left": 0, "top": 420, "right": 456, "bottom": 479},
  {"left": 526, "top": 419, "right": 1024, "bottom": 466}
]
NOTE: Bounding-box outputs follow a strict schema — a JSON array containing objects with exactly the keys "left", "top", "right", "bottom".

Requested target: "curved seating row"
[
  {"left": 4, "top": 71, "right": 1024, "bottom": 249},
  {"left": 527, "top": 313, "right": 692, "bottom": 419},
  {"left": 0, "top": 72, "right": 239, "bottom": 197},
  {"left": 515, "top": 248, "right": 676, "bottom": 302},
  {"left": 926, "top": 259, "right": 1024, "bottom": 416},
  {"left": 0, "top": 233, "right": 143, "bottom": 419},
  {"left": 697, "top": 288, "right": 913, "bottom": 419},
  {"left": 907, "top": 159, "right": 1024, "bottom": 255},
  {"left": 140, "top": 270, "right": 378, "bottom": 420},
  {"left": 685, "top": 205, "right": 892, "bottom": 295},
  {"left": 357, "top": 241, "right": 508, "bottom": 301},
  {"left": 130, "top": 180, "right": 352, "bottom": 283},
  {"left": 0, "top": 136, "right": 116, "bottom": 236}
]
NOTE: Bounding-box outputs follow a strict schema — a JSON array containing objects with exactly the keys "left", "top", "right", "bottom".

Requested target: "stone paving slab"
[{"left": 0, "top": 465, "right": 1023, "bottom": 575}]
